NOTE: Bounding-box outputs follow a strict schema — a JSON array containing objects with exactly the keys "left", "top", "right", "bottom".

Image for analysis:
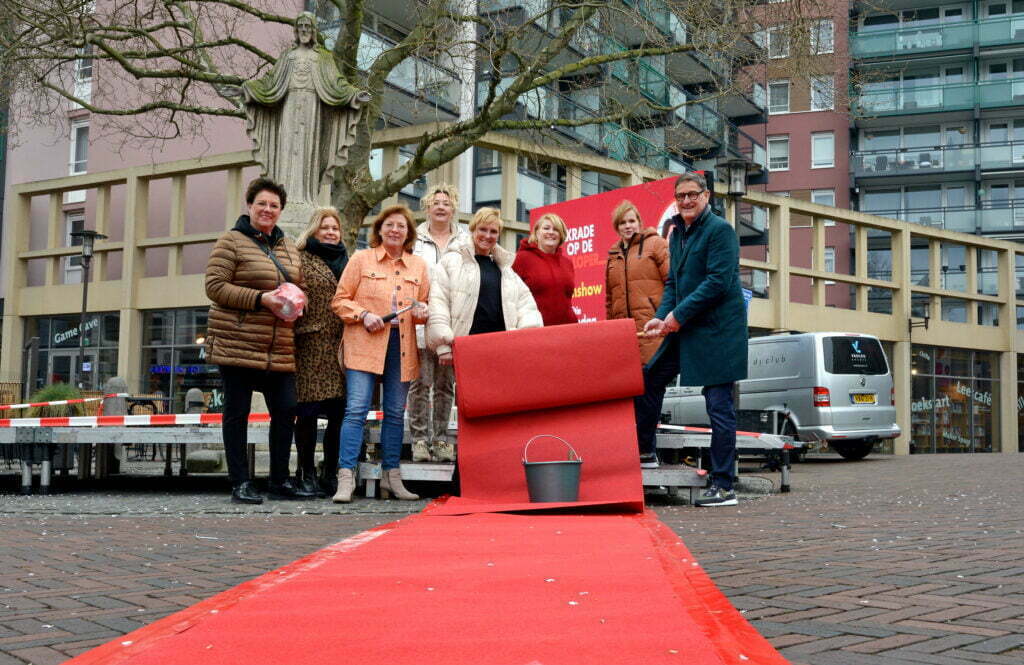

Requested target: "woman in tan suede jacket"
[
  {"left": 604, "top": 200, "right": 669, "bottom": 365},
  {"left": 205, "top": 178, "right": 314, "bottom": 505}
]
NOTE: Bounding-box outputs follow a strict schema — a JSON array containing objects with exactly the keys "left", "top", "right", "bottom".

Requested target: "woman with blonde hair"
[
  {"left": 512, "top": 212, "right": 577, "bottom": 326},
  {"left": 605, "top": 200, "right": 669, "bottom": 364},
  {"left": 330, "top": 205, "right": 430, "bottom": 503},
  {"left": 427, "top": 207, "right": 542, "bottom": 371},
  {"left": 292, "top": 207, "right": 348, "bottom": 497}
]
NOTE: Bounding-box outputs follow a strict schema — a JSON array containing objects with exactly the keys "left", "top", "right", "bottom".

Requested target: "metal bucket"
[{"left": 522, "top": 435, "right": 582, "bottom": 503}]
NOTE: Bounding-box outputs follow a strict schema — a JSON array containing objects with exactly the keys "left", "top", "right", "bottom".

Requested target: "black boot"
[
  {"left": 231, "top": 480, "right": 263, "bottom": 504},
  {"left": 298, "top": 467, "right": 325, "bottom": 498},
  {"left": 319, "top": 467, "right": 338, "bottom": 497},
  {"left": 267, "top": 478, "right": 316, "bottom": 500}
]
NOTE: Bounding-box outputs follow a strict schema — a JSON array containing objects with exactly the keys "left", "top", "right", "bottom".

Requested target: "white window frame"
[
  {"left": 824, "top": 246, "right": 837, "bottom": 284},
  {"left": 768, "top": 136, "right": 790, "bottom": 171},
  {"left": 63, "top": 213, "right": 85, "bottom": 284},
  {"left": 768, "top": 80, "right": 790, "bottom": 114},
  {"left": 69, "top": 120, "right": 89, "bottom": 175},
  {"left": 768, "top": 26, "right": 789, "bottom": 59},
  {"left": 811, "top": 19, "right": 834, "bottom": 55},
  {"left": 810, "top": 75, "right": 834, "bottom": 111},
  {"left": 811, "top": 131, "right": 835, "bottom": 169},
  {"left": 74, "top": 45, "right": 93, "bottom": 105},
  {"left": 811, "top": 188, "right": 837, "bottom": 226}
]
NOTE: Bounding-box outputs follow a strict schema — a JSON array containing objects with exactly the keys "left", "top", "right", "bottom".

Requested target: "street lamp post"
[{"left": 69, "top": 230, "right": 107, "bottom": 389}]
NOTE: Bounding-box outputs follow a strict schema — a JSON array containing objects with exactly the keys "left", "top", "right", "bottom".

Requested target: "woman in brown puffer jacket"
[
  {"left": 205, "top": 177, "right": 314, "bottom": 505},
  {"left": 604, "top": 200, "right": 669, "bottom": 364}
]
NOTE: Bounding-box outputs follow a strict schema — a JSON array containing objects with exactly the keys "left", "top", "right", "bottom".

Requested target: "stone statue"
[{"left": 241, "top": 12, "right": 370, "bottom": 235}]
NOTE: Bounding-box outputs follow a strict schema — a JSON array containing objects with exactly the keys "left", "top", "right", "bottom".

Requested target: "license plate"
[{"left": 852, "top": 393, "right": 876, "bottom": 404}]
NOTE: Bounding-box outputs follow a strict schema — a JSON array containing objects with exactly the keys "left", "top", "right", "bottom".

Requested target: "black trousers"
[
  {"left": 219, "top": 365, "right": 296, "bottom": 486},
  {"left": 294, "top": 398, "right": 343, "bottom": 478}
]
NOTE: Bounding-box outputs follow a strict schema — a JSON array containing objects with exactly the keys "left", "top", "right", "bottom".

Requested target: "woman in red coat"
[{"left": 512, "top": 213, "right": 577, "bottom": 326}]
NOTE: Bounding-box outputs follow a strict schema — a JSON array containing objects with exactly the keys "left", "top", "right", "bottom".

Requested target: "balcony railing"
[
  {"left": 604, "top": 125, "right": 692, "bottom": 172},
  {"left": 977, "top": 78, "right": 1024, "bottom": 108},
  {"left": 978, "top": 16, "right": 1024, "bottom": 47},
  {"left": 978, "top": 141, "right": 1024, "bottom": 169},
  {"left": 852, "top": 145, "right": 976, "bottom": 177},
  {"left": 854, "top": 82, "right": 975, "bottom": 116},
  {"left": 358, "top": 30, "right": 462, "bottom": 110},
  {"left": 865, "top": 206, "right": 977, "bottom": 234},
  {"left": 850, "top": 22, "right": 975, "bottom": 58},
  {"left": 851, "top": 17, "right": 1024, "bottom": 58},
  {"left": 979, "top": 201, "right": 1024, "bottom": 234}
]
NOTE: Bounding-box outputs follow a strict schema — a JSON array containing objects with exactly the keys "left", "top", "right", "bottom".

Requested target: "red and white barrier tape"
[
  {"left": 0, "top": 393, "right": 130, "bottom": 412},
  {"left": 0, "top": 410, "right": 384, "bottom": 428},
  {"left": 658, "top": 423, "right": 795, "bottom": 449}
]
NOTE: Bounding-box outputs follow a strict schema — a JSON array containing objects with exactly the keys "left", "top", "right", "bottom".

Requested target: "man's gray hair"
[{"left": 674, "top": 172, "right": 707, "bottom": 191}]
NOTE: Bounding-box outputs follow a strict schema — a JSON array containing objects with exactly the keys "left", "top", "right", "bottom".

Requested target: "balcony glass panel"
[
  {"left": 602, "top": 37, "right": 631, "bottom": 84},
  {"left": 359, "top": 31, "right": 460, "bottom": 109},
  {"left": 867, "top": 207, "right": 977, "bottom": 233},
  {"left": 850, "top": 22, "right": 974, "bottom": 58},
  {"left": 978, "top": 79, "right": 1024, "bottom": 108},
  {"left": 852, "top": 145, "right": 977, "bottom": 177},
  {"left": 980, "top": 204, "right": 1024, "bottom": 233},
  {"left": 856, "top": 83, "right": 975, "bottom": 115},
  {"left": 978, "top": 16, "right": 1024, "bottom": 47},
  {"left": 978, "top": 141, "right": 1024, "bottom": 169}
]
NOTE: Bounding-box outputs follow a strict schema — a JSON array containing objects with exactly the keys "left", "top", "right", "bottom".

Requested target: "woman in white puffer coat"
[{"left": 427, "top": 207, "right": 543, "bottom": 370}]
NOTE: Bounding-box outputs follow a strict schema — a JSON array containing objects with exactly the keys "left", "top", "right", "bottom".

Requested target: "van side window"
[{"left": 824, "top": 337, "right": 887, "bottom": 375}]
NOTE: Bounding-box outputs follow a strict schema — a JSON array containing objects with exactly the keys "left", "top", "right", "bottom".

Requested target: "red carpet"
[
  {"left": 67, "top": 505, "right": 789, "bottom": 665},
  {"left": 436, "top": 320, "right": 645, "bottom": 515}
]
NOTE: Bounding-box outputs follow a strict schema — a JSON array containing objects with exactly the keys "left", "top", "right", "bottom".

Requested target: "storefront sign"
[
  {"left": 148, "top": 364, "right": 207, "bottom": 375},
  {"left": 53, "top": 317, "right": 100, "bottom": 345}
]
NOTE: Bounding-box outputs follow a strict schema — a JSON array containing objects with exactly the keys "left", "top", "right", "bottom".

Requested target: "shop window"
[{"left": 140, "top": 308, "right": 217, "bottom": 413}]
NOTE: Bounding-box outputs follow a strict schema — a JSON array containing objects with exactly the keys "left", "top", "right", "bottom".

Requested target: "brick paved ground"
[{"left": 1, "top": 453, "right": 1022, "bottom": 664}]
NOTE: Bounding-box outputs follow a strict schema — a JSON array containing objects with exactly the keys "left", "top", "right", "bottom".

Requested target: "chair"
[
  {"left": 918, "top": 152, "right": 933, "bottom": 168},
  {"left": 875, "top": 154, "right": 889, "bottom": 172}
]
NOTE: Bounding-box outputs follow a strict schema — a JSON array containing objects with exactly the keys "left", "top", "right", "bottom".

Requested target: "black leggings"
[
  {"left": 219, "top": 365, "right": 296, "bottom": 486},
  {"left": 294, "top": 398, "right": 343, "bottom": 477}
]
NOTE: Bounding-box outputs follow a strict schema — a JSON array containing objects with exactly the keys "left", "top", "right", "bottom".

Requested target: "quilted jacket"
[{"left": 604, "top": 227, "right": 669, "bottom": 363}]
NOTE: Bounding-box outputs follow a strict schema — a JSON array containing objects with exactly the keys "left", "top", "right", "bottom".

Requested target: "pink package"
[{"left": 268, "top": 282, "right": 307, "bottom": 322}]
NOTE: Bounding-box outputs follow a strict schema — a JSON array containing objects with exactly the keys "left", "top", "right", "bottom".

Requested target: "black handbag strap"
[{"left": 242, "top": 231, "right": 293, "bottom": 283}]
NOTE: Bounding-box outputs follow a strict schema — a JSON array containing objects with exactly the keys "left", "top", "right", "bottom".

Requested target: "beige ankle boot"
[
  {"left": 380, "top": 468, "right": 419, "bottom": 500},
  {"left": 332, "top": 468, "right": 355, "bottom": 503}
]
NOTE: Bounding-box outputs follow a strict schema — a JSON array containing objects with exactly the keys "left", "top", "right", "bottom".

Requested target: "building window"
[
  {"left": 812, "top": 188, "right": 836, "bottom": 226},
  {"left": 768, "top": 27, "right": 789, "bottom": 59},
  {"left": 811, "top": 19, "right": 834, "bottom": 54},
  {"left": 141, "top": 308, "right": 218, "bottom": 413},
  {"left": 768, "top": 80, "right": 790, "bottom": 114},
  {"left": 69, "top": 121, "right": 89, "bottom": 175},
  {"left": 810, "top": 76, "right": 834, "bottom": 111},
  {"left": 811, "top": 131, "right": 835, "bottom": 168},
  {"left": 768, "top": 136, "right": 790, "bottom": 171},
  {"left": 74, "top": 45, "right": 93, "bottom": 104},
  {"left": 824, "top": 246, "right": 836, "bottom": 283},
  {"left": 64, "top": 213, "right": 85, "bottom": 284}
]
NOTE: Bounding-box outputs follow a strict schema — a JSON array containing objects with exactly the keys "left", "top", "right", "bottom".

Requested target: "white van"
[{"left": 661, "top": 332, "right": 900, "bottom": 460}]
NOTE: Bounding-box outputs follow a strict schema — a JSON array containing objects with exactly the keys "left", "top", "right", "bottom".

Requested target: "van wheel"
[
  {"left": 833, "top": 440, "right": 874, "bottom": 461},
  {"left": 780, "top": 419, "right": 804, "bottom": 463}
]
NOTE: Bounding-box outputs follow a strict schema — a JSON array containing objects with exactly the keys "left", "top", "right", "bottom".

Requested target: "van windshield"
[{"left": 824, "top": 336, "right": 888, "bottom": 375}]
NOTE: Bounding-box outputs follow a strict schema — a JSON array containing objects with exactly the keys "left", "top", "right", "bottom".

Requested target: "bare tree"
[{"left": 1, "top": 0, "right": 826, "bottom": 245}]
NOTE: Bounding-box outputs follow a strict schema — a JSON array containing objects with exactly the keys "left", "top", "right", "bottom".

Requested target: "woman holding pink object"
[{"left": 205, "top": 177, "right": 315, "bottom": 505}]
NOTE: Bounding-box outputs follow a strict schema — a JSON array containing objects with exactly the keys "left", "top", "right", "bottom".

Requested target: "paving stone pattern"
[{"left": 1, "top": 453, "right": 1022, "bottom": 664}]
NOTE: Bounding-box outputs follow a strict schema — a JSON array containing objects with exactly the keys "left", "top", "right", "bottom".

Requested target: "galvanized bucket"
[{"left": 522, "top": 435, "right": 583, "bottom": 503}]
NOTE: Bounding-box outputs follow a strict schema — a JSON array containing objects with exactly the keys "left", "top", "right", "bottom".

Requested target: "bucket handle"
[{"left": 523, "top": 434, "right": 581, "bottom": 463}]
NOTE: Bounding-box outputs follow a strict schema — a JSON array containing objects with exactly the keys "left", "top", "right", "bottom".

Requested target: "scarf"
[{"left": 304, "top": 237, "right": 349, "bottom": 279}]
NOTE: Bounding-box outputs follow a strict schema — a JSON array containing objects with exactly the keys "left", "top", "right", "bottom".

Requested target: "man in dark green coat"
[{"left": 637, "top": 172, "right": 748, "bottom": 506}]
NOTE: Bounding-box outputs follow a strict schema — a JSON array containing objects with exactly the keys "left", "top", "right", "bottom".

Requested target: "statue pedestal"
[{"left": 277, "top": 199, "right": 318, "bottom": 240}]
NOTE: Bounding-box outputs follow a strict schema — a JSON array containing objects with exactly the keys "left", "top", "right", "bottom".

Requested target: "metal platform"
[{"left": 656, "top": 425, "right": 796, "bottom": 493}]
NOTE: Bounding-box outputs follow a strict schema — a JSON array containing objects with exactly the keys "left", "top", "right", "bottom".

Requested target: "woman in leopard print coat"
[{"left": 293, "top": 208, "right": 348, "bottom": 496}]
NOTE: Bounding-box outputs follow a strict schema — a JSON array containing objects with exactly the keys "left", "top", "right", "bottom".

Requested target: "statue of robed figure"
[{"left": 241, "top": 12, "right": 370, "bottom": 234}]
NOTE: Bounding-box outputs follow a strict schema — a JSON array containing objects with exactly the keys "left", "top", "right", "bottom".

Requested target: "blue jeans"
[
  {"left": 701, "top": 383, "right": 737, "bottom": 492},
  {"left": 338, "top": 329, "right": 409, "bottom": 471}
]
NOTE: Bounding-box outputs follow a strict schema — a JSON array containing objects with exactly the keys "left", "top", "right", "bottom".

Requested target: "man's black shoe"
[
  {"left": 231, "top": 481, "right": 263, "bottom": 505},
  {"left": 694, "top": 486, "right": 737, "bottom": 507},
  {"left": 639, "top": 452, "right": 660, "bottom": 469},
  {"left": 267, "top": 479, "right": 316, "bottom": 500}
]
